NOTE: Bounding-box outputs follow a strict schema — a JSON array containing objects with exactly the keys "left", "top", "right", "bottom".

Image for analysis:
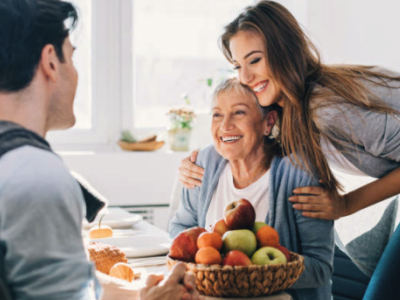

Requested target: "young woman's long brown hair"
[{"left": 220, "top": 0, "right": 400, "bottom": 193}]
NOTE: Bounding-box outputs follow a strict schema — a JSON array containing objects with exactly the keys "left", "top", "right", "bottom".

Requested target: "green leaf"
[
  {"left": 182, "top": 94, "right": 191, "bottom": 105},
  {"left": 207, "top": 78, "right": 213, "bottom": 87},
  {"left": 121, "top": 130, "right": 136, "bottom": 143}
]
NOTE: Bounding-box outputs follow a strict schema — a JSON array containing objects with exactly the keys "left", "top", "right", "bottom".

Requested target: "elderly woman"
[{"left": 169, "top": 78, "right": 334, "bottom": 300}]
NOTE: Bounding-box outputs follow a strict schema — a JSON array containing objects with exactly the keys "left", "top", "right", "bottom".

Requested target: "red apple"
[
  {"left": 222, "top": 250, "right": 252, "bottom": 266},
  {"left": 169, "top": 227, "right": 206, "bottom": 262},
  {"left": 224, "top": 199, "right": 256, "bottom": 230},
  {"left": 211, "top": 219, "right": 230, "bottom": 236},
  {"left": 275, "top": 245, "right": 291, "bottom": 262}
]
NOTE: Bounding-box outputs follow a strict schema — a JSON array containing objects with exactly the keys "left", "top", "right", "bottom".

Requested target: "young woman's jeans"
[{"left": 363, "top": 223, "right": 400, "bottom": 300}]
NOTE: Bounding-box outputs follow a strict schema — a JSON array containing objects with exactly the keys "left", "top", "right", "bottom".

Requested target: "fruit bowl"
[{"left": 167, "top": 252, "right": 305, "bottom": 298}]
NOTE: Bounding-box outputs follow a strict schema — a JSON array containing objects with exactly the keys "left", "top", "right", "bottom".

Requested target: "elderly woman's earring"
[{"left": 265, "top": 130, "right": 269, "bottom": 135}]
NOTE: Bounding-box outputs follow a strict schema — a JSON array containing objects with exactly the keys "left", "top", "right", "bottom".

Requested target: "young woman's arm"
[
  {"left": 345, "top": 166, "right": 400, "bottom": 215},
  {"left": 290, "top": 166, "right": 400, "bottom": 220},
  {"left": 291, "top": 82, "right": 400, "bottom": 220},
  {"left": 178, "top": 151, "right": 204, "bottom": 188}
]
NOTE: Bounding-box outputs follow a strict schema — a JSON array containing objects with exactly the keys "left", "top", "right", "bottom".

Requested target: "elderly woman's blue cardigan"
[{"left": 169, "top": 145, "right": 334, "bottom": 300}]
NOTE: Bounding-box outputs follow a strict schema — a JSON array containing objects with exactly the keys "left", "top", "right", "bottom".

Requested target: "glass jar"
[{"left": 168, "top": 127, "right": 192, "bottom": 151}]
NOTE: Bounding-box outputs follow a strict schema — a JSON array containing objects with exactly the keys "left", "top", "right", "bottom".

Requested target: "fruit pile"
[{"left": 169, "top": 199, "right": 291, "bottom": 266}]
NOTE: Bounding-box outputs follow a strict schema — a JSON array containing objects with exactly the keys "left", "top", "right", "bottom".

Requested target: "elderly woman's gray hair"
[{"left": 211, "top": 78, "right": 268, "bottom": 118}]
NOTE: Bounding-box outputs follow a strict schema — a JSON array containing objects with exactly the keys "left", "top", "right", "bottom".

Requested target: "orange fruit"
[
  {"left": 195, "top": 247, "right": 222, "bottom": 265},
  {"left": 256, "top": 225, "right": 280, "bottom": 247},
  {"left": 197, "top": 232, "right": 223, "bottom": 251}
]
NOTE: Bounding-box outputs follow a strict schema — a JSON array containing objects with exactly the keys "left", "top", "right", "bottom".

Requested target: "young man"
[{"left": 0, "top": 1, "right": 199, "bottom": 300}]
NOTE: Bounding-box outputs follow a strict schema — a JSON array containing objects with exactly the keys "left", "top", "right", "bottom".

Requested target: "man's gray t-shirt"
[{"left": 0, "top": 146, "right": 97, "bottom": 300}]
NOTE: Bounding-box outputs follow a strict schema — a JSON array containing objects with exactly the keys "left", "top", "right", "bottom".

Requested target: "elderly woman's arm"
[
  {"left": 168, "top": 186, "right": 201, "bottom": 239},
  {"left": 289, "top": 176, "right": 335, "bottom": 289}
]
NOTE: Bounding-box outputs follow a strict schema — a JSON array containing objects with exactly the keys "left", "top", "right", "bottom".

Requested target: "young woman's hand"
[
  {"left": 139, "top": 262, "right": 201, "bottom": 300},
  {"left": 178, "top": 150, "right": 204, "bottom": 188},
  {"left": 289, "top": 184, "right": 346, "bottom": 220}
]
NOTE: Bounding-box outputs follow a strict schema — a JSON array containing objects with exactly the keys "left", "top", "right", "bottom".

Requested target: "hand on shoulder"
[
  {"left": 289, "top": 181, "right": 346, "bottom": 220},
  {"left": 178, "top": 150, "right": 204, "bottom": 189}
]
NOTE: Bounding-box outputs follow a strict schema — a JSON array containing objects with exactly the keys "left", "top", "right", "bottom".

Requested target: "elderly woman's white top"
[{"left": 205, "top": 162, "right": 270, "bottom": 230}]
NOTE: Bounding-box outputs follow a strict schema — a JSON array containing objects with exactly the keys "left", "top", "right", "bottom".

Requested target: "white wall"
[
  {"left": 306, "top": 0, "right": 400, "bottom": 243},
  {"left": 308, "top": 0, "right": 400, "bottom": 72},
  {"left": 62, "top": 150, "right": 190, "bottom": 206},
  {"left": 278, "top": 0, "right": 308, "bottom": 26}
]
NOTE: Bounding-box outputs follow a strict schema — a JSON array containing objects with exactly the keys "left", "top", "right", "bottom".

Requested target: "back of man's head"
[{"left": 0, "top": 0, "right": 78, "bottom": 93}]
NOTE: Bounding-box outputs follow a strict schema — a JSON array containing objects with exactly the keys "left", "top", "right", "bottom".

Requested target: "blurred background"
[{"left": 47, "top": 0, "right": 400, "bottom": 232}]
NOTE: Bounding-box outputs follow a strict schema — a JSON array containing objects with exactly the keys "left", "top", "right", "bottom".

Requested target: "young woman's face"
[{"left": 229, "top": 30, "right": 283, "bottom": 107}]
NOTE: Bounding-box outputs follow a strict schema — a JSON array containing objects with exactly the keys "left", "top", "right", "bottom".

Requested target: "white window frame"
[
  {"left": 48, "top": 0, "right": 309, "bottom": 152},
  {"left": 48, "top": 0, "right": 134, "bottom": 151}
]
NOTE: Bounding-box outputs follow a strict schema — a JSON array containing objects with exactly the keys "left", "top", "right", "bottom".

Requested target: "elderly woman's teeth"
[{"left": 221, "top": 136, "right": 242, "bottom": 142}]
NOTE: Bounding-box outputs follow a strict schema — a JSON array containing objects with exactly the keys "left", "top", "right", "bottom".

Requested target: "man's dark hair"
[{"left": 0, "top": 0, "right": 78, "bottom": 92}]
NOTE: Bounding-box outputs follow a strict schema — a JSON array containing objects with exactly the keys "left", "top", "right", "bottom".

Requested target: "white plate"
[
  {"left": 91, "top": 235, "right": 171, "bottom": 258},
  {"left": 83, "top": 212, "right": 143, "bottom": 229}
]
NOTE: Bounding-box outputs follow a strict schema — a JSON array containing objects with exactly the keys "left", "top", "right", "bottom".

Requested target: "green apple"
[
  {"left": 222, "top": 229, "right": 257, "bottom": 257},
  {"left": 252, "top": 221, "right": 268, "bottom": 234},
  {"left": 251, "top": 246, "right": 287, "bottom": 265}
]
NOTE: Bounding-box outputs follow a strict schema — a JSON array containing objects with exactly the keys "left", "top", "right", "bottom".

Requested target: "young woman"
[
  {"left": 170, "top": 78, "right": 334, "bottom": 300},
  {"left": 177, "top": 0, "right": 400, "bottom": 294},
  {"left": 179, "top": 1, "right": 400, "bottom": 221}
]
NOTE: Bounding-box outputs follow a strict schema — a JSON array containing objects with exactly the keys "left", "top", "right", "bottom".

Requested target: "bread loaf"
[{"left": 87, "top": 242, "right": 128, "bottom": 274}]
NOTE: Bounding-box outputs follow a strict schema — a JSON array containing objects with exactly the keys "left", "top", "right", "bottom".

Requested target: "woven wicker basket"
[{"left": 167, "top": 252, "right": 305, "bottom": 298}]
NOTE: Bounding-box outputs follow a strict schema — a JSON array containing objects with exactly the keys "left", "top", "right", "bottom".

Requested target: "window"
[
  {"left": 48, "top": 0, "right": 308, "bottom": 150},
  {"left": 47, "top": 0, "right": 98, "bottom": 146},
  {"left": 131, "top": 0, "right": 256, "bottom": 130},
  {"left": 69, "top": 0, "right": 92, "bottom": 130},
  {"left": 48, "top": 0, "right": 120, "bottom": 149}
]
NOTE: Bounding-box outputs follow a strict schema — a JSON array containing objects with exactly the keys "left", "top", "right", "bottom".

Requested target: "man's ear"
[
  {"left": 263, "top": 110, "right": 278, "bottom": 136},
  {"left": 39, "top": 44, "right": 59, "bottom": 83}
]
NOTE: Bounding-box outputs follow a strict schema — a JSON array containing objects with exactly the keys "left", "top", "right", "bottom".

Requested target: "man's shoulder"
[
  {"left": 1, "top": 145, "right": 65, "bottom": 171},
  {"left": 0, "top": 146, "right": 84, "bottom": 220},
  {"left": 0, "top": 145, "right": 75, "bottom": 194}
]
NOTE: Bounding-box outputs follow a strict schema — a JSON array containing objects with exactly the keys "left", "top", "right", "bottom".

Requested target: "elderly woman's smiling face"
[{"left": 211, "top": 89, "right": 268, "bottom": 162}]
